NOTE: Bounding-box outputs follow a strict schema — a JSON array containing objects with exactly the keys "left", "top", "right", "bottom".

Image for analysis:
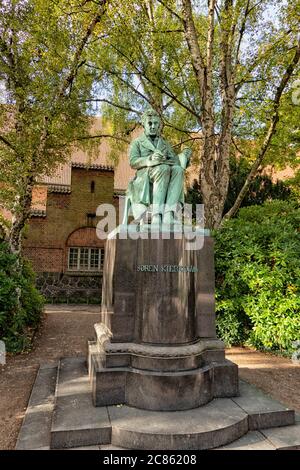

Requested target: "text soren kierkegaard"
[{"left": 137, "top": 264, "right": 198, "bottom": 273}]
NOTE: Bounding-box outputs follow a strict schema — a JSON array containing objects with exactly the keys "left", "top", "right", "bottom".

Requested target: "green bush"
[
  {"left": 214, "top": 201, "right": 300, "bottom": 353},
  {"left": 0, "top": 242, "right": 44, "bottom": 352}
]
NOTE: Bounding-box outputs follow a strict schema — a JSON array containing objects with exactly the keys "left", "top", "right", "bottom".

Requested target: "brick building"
[
  {"left": 23, "top": 166, "right": 112, "bottom": 303},
  {"left": 22, "top": 119, "right": 135, "bottom": 303}
]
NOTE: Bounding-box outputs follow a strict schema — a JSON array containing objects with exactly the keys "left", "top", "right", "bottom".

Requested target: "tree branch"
[
  {"left": 174, "top": 49, "right": 200, "bottom": 115},
  {"left": 0, "top": 217, "right": 9, "bottom": 242},
  {"left": 231, "top": 135, "right": 250, "bottom": 158},
  {"left": 107, "top": 42, "right": 201, "bottom": 121},
  {"left": 76, "top": 133, "right": 130, "bottom": 144},
  {"left": 102, "top": 66, "right": 153, "bottom": 105},
  {"left": 0, "top": 134, "right": 16, "bottom": 152},
  {"left": 150, "top": 29, "right": 184, "bottom": 34},
  {"left": 57, "top": 0, "right": 107, "bottom": 99},
  {"left": 156, "top": 0, "right": 184, "bottom": 23},
  {"left": 235, "top": 0, "right": 251, "bottom": 65},
  {"left": 235, "top": 29, "right": 293, "bottom": 93},
  {"left": 206, "top": 0, "right": 216, "bottom": 76},
  {"left": 215, "top": 0, "right": 236, "bottom": 200},
  {"left": 84, "top": 98, "right": 141, "bottom": 115},
  {"left": 223, "top": 37, "right": 300, "bottom": 222},
  {"left": 172, "top": 135, "right": 203, "bottom": 148},
  {"left": 163, "top": 119, "right": 201, "bottom": 137},
  {"left": 182, "top": 0, "right": 205, "bottom": 101}
]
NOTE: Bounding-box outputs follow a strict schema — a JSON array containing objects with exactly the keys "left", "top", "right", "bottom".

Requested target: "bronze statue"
[{"left": 123, "top": 108, "right": 192, "bottom": 226}]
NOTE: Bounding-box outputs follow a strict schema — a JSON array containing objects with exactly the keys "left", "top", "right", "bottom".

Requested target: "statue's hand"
[{"left": 151, "top": 150, "right": 167, "bottom": 163}]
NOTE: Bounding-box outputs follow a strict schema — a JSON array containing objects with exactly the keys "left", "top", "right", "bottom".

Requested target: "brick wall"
[
  {"left": 22, "top": 167, "right": 115, "bottom": 302},
  {"left": 23, "top": 167, "right": 114, "bottom": 273},
  {"left": 22, "top": 247, "right": 64, "bottom": 272},
  {"left": 66, "top": 227, "right": 104, "bottom": 248}
]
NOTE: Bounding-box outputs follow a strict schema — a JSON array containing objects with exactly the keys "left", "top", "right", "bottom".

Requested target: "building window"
[
  {"left": 68, "top": 247, "right": 104, "bottom": 271},
  {"left": 87, "top": 212, "right": 96, "bottom": 227},
  {"left": 91, "top": 181, "right": 95, "bottom": 193}
]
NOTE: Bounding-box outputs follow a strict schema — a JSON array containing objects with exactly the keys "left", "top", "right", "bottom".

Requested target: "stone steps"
[
  {"left": 50, "top": 357, "right": 296, "bottom": 450},
  {"left": 16, "top": 356, "right": 300, "bottom": 450},
  {"left": 50, "top": 357, "right": 111, "bottom": 449},
  {"left": 16, "top": 364, "right": 58, "bottom": 450},
  {"left": 231, "top": 380, "right": 295, "bottom": 430},
  {"left": 108, "top": 399, "right": 248, "bottom": 450}
]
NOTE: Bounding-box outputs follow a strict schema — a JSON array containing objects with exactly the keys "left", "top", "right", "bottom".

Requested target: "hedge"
[
  {"left": 214, "top": 201, "right": 300, "bottom": 353},
  {"left": 0, "top": 242, "right": 44, "bottom": 352}
]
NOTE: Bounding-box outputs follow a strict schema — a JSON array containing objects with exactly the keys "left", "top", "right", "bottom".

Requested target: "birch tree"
[
  {"left": 89, "top": 0, "right": 300, "bottom": 228},
  {"left": 0, "top": 0, "right": 108, "bottom": 255}
]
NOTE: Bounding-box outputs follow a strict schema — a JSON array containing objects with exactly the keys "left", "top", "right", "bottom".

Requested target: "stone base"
[
  {"left": 89, "top": 234, "right": 239, "bottom": 411},
  {"left": 16, "top": 357, "right": 299, "bottom": 450},
  {"left": 88, "top": 323, "right": 238, "bottom": 411}
]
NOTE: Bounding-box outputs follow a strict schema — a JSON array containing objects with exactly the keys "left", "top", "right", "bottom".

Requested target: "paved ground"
[{"left": 0, "top": 304, "right": 299, "bottom": 450}]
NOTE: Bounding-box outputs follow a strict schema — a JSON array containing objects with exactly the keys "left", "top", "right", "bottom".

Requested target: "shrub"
[
  {"left": 214, "top": 201, "right": 300, "bottom": 353},
  {"left": 0, "top": 242, "right": 44, "bottom": 352}
]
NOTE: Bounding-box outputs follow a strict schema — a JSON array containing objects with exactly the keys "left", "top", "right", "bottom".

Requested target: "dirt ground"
[{"left": 0, "top": 304, "right": 299, "bottom": 450}]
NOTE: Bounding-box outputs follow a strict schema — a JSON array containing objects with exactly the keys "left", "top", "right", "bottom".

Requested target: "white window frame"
[{"left": 68, "top": 247, "right": 104, "bottom": 272}]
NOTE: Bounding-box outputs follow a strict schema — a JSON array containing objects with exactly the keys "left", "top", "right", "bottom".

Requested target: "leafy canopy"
[{"left": 0, "top": 0, "right": 106, "bottom": 211}]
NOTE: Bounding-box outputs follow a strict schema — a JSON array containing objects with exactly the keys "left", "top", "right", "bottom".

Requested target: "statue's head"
[{"left": 141, "top": 108, "right": 161, "bottom": 138}]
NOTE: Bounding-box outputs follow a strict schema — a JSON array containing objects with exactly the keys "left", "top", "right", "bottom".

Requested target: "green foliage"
[
  {"left": 286, "top": 169, "right": 300, "bottom": 201},
  {"left": 214, "top": 201, "right": 300, "bottom": 352},
  {"left": 0, "top": 242, "right": 44, "bottom": 352},
  {"left": 89, "top": 1, "right": 300, "bottom": 159},
  {"left": 186, "top": 156, "right": 293, "bottom": 215},
  {"left": 224, "top": 157, "right": 293, "bottom": 212},
  {"left": 0, "top": 0, "right": 105, "bottom": 212}
]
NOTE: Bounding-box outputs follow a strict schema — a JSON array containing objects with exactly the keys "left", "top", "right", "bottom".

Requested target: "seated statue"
[{"left": 123, "top": 108, "right": 192, "bottom": 226}]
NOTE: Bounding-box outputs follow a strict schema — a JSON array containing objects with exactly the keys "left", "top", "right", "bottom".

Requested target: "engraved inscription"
[{"left": 137, "top": 264, "right": 198, "bottom": 273}]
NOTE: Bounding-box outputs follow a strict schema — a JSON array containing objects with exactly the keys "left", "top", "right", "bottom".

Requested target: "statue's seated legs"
[
  {"left": 149, "top": 164, "right": 185, "bottom": 225},
  {"left": 148, "top": 164, "right": 171, "bottom": 225},
  {"left": 123, "top": 164, "right": 185, "bottom": 226},
  {"left": 163, "top": 165, "right": 184, "bottom": 225}
]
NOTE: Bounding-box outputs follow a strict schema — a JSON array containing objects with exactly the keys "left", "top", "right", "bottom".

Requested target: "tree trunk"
[
  {"left": 145, "top": 0, "right": 164, "bottom": 114},
  {"left": 9, "top": 174, "right": 35, "bottom": 256},
  {"left": 182, "top": 0, "right": 226, "bottom": 229},
  {"left": 212, "top": 0, "right": 236, "bottom": 228}
]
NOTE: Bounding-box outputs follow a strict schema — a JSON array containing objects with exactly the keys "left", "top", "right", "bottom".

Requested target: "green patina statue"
[{"left": 123, "top": 108, "right": 192, "bottom": 226}]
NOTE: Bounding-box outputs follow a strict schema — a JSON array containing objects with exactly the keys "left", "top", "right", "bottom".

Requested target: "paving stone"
[
  {"left": 232, "top": 380, "right": 295, "bottom": 430},
  {"left": 66, "top": 446, "right": 101, "bottom": 450},
  {"left": 17, "top": 357, "right": 300, "bottom": 452},
  {"left": 108, "top": 399, "right": 248, "bottom": 450},
  {"left": 16, "top": 365, "right": 58, "bottom": 450},
  {"left": 50, "top": 357, "right": 111, "bottom": 449},
  {"left": 217, "top": 431, "right": 276, "bottom": 450},
  {"left": 100, "top": 445, "right": 127, "bottom": 450},
  {"left": 261, "top": 423, "right": 300, "bottom": 450}
]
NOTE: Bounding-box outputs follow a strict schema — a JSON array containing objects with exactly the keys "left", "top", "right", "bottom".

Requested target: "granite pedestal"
[{"left": 88, "top": 230, "right": 238, "bottom": 411}]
